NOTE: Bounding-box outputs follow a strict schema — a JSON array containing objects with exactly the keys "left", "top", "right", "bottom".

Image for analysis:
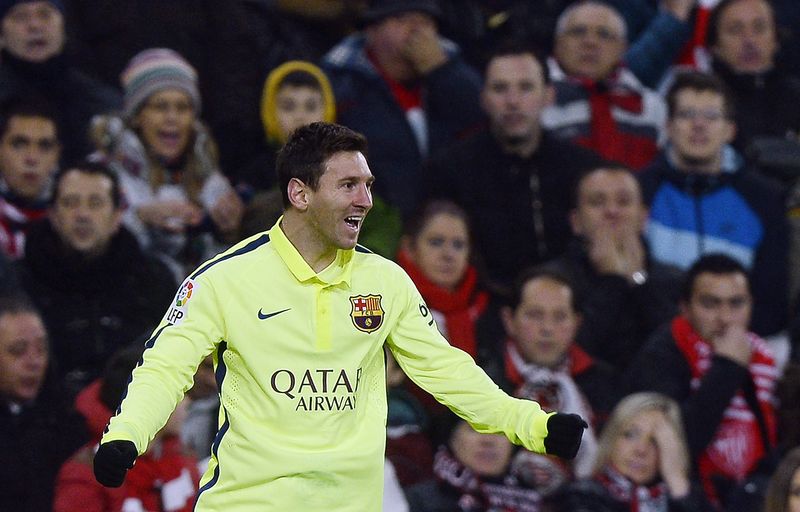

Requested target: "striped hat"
[{"left": 120, "top": 48, "right": 200, "bottom": 119}]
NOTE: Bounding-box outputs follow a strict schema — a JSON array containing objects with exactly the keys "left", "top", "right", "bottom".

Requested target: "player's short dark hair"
[
  {"left": 666, "top": 71, "right": 735, "bottom": 120},
  {"left": 0, "top": 95, "right": 61, "bottom": 141},
  {"left": 276, "top": 122, "right": 369, "bottom": 209},
  {"left": 680, "top": 253, "right": 751, "bottom": 302},
  {"left": 53, "top": 160, "right": 122, "bottom": 209}
]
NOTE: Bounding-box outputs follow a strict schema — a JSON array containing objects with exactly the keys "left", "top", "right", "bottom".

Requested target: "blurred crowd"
[{"left": 1, "top": 0, "right": 800, "bottom": 511}]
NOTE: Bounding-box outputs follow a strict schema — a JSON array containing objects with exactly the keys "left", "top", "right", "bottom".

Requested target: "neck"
[{"left": 280, "top": 212, "right": 337, "bottom": 273}]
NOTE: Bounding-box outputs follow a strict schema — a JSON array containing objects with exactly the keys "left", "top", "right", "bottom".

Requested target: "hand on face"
[
  {"left": 586, "top": 223, "right": 645, "bottom": 279},
  {"left": 711, "top": 324, "right": 752, "bottom": 367},
  {"left": 651, "top": 413, "right": 690, "bottom": 497},
  {"left": 402, "top": 24, "right": 447, "bottom": 75}
]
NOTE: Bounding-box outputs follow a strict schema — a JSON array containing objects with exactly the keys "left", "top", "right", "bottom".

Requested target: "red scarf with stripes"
[{"left": 671, "top": 316, "right": 777, "bottom": 500}]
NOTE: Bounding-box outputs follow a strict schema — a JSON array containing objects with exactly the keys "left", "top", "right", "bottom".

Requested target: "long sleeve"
[{"left": 386, "top": 269, "right": 551, "bottom": 453}]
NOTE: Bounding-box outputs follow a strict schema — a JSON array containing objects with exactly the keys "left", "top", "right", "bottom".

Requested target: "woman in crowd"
[
  {"left": 91, "top": 48, "right": 243, "bottom": 271},
  {"left": 397, "top": 200, "right": 490, "bottom": 357},
  {"left": 549, "top": 392, "right": 708, "bottom": 511}
]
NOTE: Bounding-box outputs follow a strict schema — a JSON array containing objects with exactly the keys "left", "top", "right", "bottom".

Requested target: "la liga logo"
[{"left": 175, "top": 281, "right": 194, "bottom": 307}]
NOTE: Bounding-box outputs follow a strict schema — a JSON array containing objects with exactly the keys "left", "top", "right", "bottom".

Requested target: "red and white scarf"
[
  {"left": 596, "top": 464, "right": 668, "bottom": 512},
  {"left": 671, "top": 316, "right": 778, "bottom": 497},
  {"left": 433, "top": 446, "right": 542, "bottom": 512}
]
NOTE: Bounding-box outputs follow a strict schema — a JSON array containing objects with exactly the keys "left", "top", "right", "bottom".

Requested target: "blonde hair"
[{"left": 592, "top": 392, "right": 690, "bottom": 477}]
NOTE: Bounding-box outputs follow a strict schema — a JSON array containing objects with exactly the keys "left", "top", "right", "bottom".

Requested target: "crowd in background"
[{"left": 2, "top": 0, "right": 800, "bottom": 510}]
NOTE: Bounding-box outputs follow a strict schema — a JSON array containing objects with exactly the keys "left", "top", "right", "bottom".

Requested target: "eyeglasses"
[
  {"left": 561, "top": 25, "right": 622, "bottom": 42},
  {"left": 673, "top": 108, "right": 728, "bottom": 122}
]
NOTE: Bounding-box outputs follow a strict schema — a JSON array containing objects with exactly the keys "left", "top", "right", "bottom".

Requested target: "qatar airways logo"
[{"left": 270, "top": 367, "right": 362, "bottom": 412}]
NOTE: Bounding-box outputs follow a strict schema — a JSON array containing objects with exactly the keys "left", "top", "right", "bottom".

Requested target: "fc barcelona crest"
[{"left": 349, "top": 294, "right": 384, "bottom": 333}]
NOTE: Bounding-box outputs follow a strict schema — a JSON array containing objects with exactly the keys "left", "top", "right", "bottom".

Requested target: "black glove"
[
  {"left": 544, "top": 413, "right": 588, "bottom": 460},
  {"left": 94, "top": 440, "right": 138, "bottom": 487}
]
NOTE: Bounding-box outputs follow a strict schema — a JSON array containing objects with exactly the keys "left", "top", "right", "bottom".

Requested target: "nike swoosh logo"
[{"left": 258, "top": 308, "right": 291, "bottom": 320}]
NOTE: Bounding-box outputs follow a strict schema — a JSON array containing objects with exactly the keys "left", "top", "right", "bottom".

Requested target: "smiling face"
[
  {"left": 609, "top": 408, "right": 662, "bottom": 485},
  {"left": 133, "top": 89, "right": 196, "bottom": 164},
  {"left": 408, "top": 212, "right": 470, "bottom": 291},
  {"left": 303, "top": 151, "right": 374, "bottom": 252},
  {"left": 0, "top": 1, "right": 64, "bottom": 62},
  {"left": 0, "top": 115, "right": 60, "bottom": 200},
  {"left": 450, "top": 420, "right": 514, "bottom": 477},
  {"left": 502, "top": 276, "right": 580, "bottom": 369},
  {"left": 554, "top": 3, "right": 626, "bottom": 81},
  {"left": 713, "top": 0, "right": 777, "bottom": 73},
  {"left": 50, "top": 169, "right": 121, "bottom": 257},
  {"left": 0, "top": 311, "right": 48, "bottom": 403}
]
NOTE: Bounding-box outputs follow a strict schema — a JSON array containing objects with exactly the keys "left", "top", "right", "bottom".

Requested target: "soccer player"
[{"left": 92, "top": 122, "right": 587, "bottom": 510}]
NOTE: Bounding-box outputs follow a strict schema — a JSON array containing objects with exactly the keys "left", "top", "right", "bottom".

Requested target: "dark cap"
[{"left": 362, "top": 0, "right": 441, "bottom": 24}]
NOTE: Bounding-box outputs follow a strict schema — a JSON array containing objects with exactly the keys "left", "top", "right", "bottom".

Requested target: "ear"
[
  {"left": 543, "top": 84, "right": 555, "bottom": 107},
  {"left": 111, "top": 209, "right": 123, "bottom": 231},
  {"left": 568, "top": 208, "right": 581, "bottom": 235},
  {"left": 287, "top": 177, "right": 309, "bottom": 211},
  {"left": 399, "top": 234, "right": 414, "bottom": 256},
  {"left": 723, "top": 119, "right": 736, "bottom": 144},
  {"left": 500, "top": 306, "right": 515, "bottom": 338}
]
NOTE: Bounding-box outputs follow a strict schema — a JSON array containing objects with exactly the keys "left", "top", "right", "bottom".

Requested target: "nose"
[{"left": 355, "top": 183, "right": 372, "bottom": 209}]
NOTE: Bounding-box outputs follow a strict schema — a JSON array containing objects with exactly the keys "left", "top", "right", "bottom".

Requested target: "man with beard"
[
  {"left": 15, "top": 161, "right": 176, "bottom": 396},
  {"left": 639, "top": 71, "right": 789, "bottom": 338},
  {"left": 426, "top": 42, "right": 603, "bottom": 294}
]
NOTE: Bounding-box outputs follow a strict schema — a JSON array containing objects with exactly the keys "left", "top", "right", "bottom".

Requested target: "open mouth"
[{"left": 344, "top": 216, "right": 362, "bottom": 229}]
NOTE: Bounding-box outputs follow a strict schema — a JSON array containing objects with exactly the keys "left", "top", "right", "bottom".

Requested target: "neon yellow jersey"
[{"left": 102, "top": 219, "right": 551, "bottom": 511}]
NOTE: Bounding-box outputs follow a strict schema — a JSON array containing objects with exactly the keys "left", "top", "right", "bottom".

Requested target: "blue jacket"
[
  {"left": 322, "top": 34, "right": 483, "bottom": 218},
  {"left": 640, "top": 149, "right": 789, "bottom": 336}
]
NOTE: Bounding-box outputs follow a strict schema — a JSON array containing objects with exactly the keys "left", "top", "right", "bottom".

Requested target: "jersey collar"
[{"left": 270, "top": 217, "right": 354, "bottom": 287}]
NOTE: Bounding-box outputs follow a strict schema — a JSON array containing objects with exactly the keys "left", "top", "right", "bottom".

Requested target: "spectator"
[
  {"left": 397, "top": 200, "right": 490, "bottom": 357},
  {"left": 764, "top": 447, "right": 800, "bottom": 512},
  {"left": 0, "top": 0, "right": 120, "bottom": 163},
  {"left": 706, "top": 0, "right": 800, "bottom": 155},
  {"left": 15, "top": 161, "right": 176, "bottom": 395},
  {"left": 626, "top": 254, "right": 780, "bottom": 507},
  {"left": 0, "top": 96, "right": 60, "bottom": 259},
  {"left": 385, "top": 346, "right": 434, "bottom": 488},
  {"left": 640, "top": 70, "right": 789, "bottom": 337},
  {"left": 322, "top": 0, "right": 484, "bottom": 218},
  {"left": 241, "top": 59, "right": 402, "bottom": 258},
  {"left": 547, "top": 166, "right": 682, "bottom": 371},
  {"left": 53, "top": 345, "right": 142, "bottom": 512},
  {"left": 426, "top": 42, "right": 603, "bottom": 293},
  {"left": 405, "top": 412, "right": 544, "bottom": 512},
  {"left": 90, "top": 48, "right": 243, "bottom": 271},
  {"left": 485, "top": 268, "right": 617, "bottom": 481},
  {"left": 541, "top": 1, "right": 667, "bottom": 170},
  {"left": 549, "top": 392, "right": 710, "bottom": 512},
  {"left": 0, "top": 293, "right": 87, "bottom": 512}
]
